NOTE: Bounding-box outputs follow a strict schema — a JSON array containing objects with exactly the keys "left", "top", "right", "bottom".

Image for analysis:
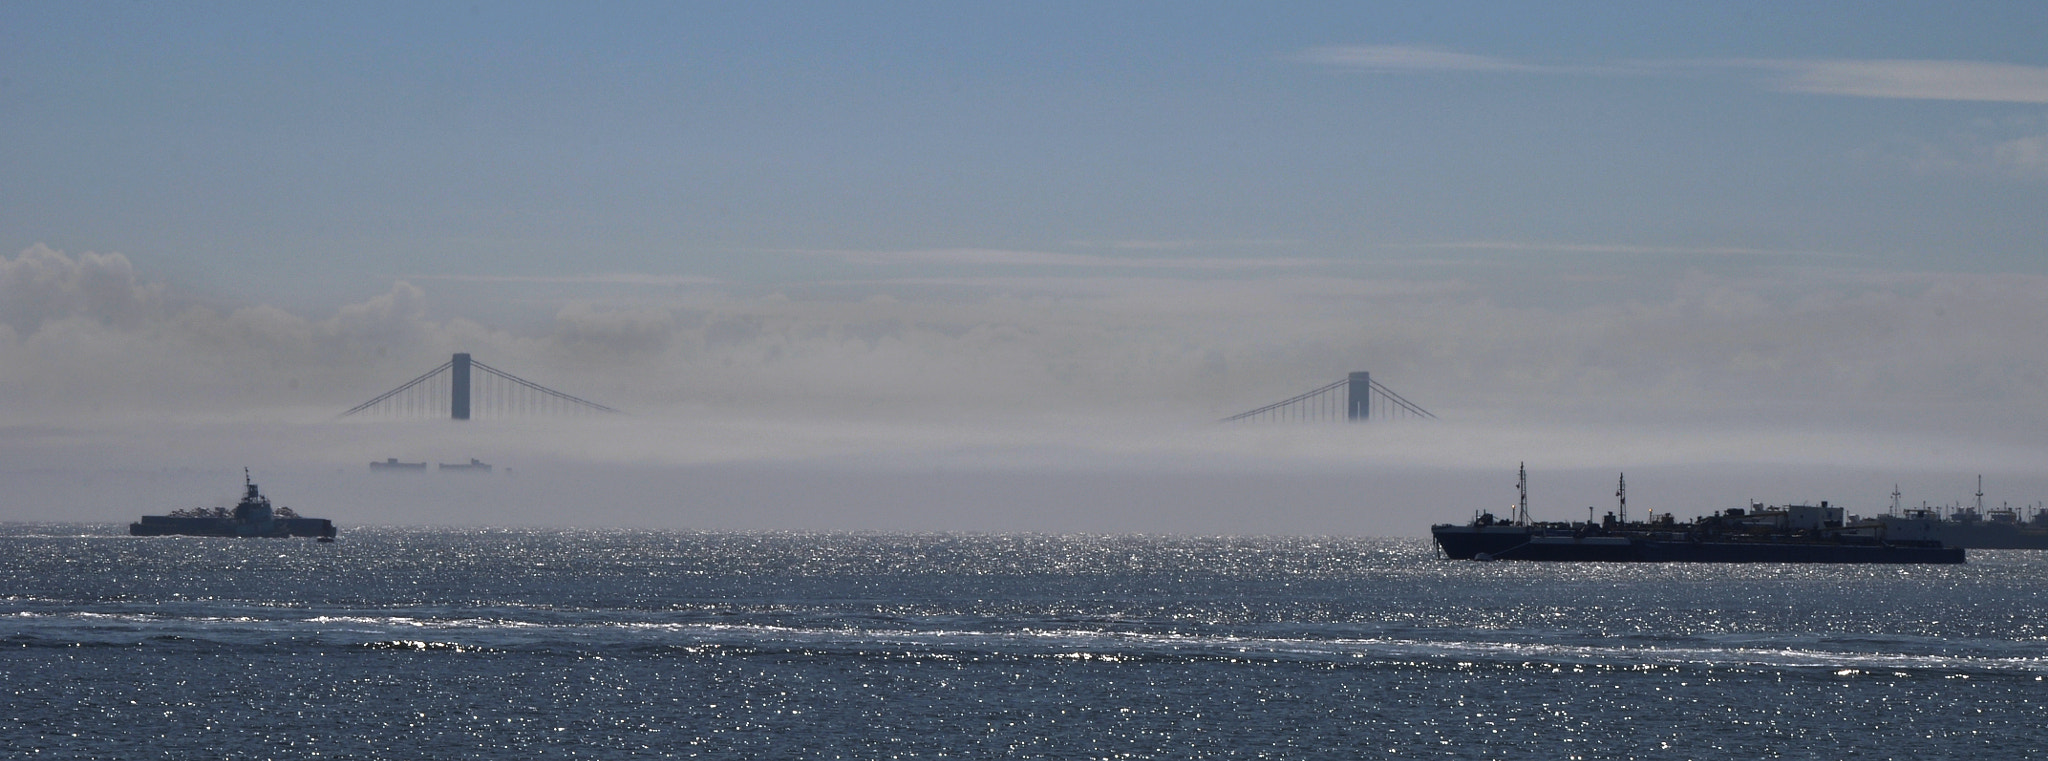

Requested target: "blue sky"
[
  {"left": 9, "top": 2, "right": 2046, "bottom": 292},
  {"left": 4, "top": 3, "right": 2048, "bottom": 529}
]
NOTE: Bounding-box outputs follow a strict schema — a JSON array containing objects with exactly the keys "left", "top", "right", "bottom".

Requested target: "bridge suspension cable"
[
  {"left": 1222, "top": 371, "right": 1437, "bottom": 423},
  {"left": 340, "top": 353, "right": 623, "bottom": 420},
  {"left": 469, "top": 359, "right": 622, "bottom": 416},
  {"left": 1221, "top": 379, "right": 1347, "bottom": 423},
  {"left": 339, "top": 360, "right": 453, "bottom": 418}
]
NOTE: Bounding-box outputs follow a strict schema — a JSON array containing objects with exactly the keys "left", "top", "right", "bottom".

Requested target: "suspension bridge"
[
  {"left": 341, "top": 353, "right": 623, "bottom": 420},
  {"left": 1223, "top": 371, "right": 1436, "bottom": 423},
  {"left": 344, "top": 355, "right": 1420, "bottom": 423}
]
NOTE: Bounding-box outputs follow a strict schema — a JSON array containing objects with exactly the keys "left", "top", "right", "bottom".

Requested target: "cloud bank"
[
  {"left": 783, "top": 247, "right": 1326, "bottom": 271},
  {"left": 1758, "top": 59, "right": 2048, "bottom": 104},
  {"left": 1297, "top": 45, "right": 1547, "bottom": 74},
  {"left": 7, "top": 243, "right": 2048, "bottom": 440},
  {"left": 1303, "top": 45, "right": 2048, "bottom": 104}
]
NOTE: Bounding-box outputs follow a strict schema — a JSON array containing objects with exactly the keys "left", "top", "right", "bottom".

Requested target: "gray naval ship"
[
  {"left": 130, "top": 470, "right": 337, "bottom": 540},
  {"left": 1856, "top": 478, "right": 2048, "bottom": 550}
]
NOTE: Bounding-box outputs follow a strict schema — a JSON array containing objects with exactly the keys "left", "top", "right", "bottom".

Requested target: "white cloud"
[
  {"left": 405, "top": 273, "right": 722, "bottom": 286},
  {"left": 1297, "top": 45, "right": 1542, "bottom": 73},
  {"left": 1067, "top": 238, "right": 1304, "bottom": 252},
  {"left": 1421, "top": 241, "right": 1853, "bottom": 259},
  {"left": 1992, "top": 133, "right": 2048, "bottom": 174},
  {"left": 1850, "top": 117, "right": 2048, "bottom": 179},
  {"left": 325, "top": 280, "right": 428, "bottom": 342},
  {"left": 1302, "top": 45, "right": 2048, "bottom": 104},
  {"left": 783, "top": 247, "right": 1326, "bottom": 271},
  {"left": 1753, "top": 59, "right": 2048, "bottom": 104},
  {"left": 0, "top": 243, "right": 162, "bottom": 335},
  {"left": 550, "top": 303, "right": 675, "bottom": 359}
]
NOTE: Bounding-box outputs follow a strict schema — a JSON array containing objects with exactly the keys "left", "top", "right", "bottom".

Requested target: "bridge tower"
[
  {"left": 451, "top": 353, "right": 472, "bottom": 420},
  {"left": 1347, "top": 371, "right": 1370, "bottom": 421}
]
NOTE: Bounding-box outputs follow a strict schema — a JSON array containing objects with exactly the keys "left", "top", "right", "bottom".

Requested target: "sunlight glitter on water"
[{"left": 7, "top": 528, "right": 2048, "bottom": 758}]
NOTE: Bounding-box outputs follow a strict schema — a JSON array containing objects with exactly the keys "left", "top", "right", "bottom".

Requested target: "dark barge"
[{"left": 1431, "top": 466, "right": 1963, "bottom": 564}]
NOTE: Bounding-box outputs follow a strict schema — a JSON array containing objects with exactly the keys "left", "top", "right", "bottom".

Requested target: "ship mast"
[
  {"left": 1976, "top": 475, "right": 1985, "bottom": 515},
  {"left": 1516, "top": 462, "right": 1529, "bottom": 526},
  {"left": 1616, "top": 473, "right": 1627, "bottom": 524},
  {"left": 1891, "top": 485, "right": 1901, "bottom": 516}
]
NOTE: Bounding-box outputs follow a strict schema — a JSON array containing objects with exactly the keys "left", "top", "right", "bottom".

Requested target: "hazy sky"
[{"left": 4, "top": 3, "right": 2047, "bottom": 532}]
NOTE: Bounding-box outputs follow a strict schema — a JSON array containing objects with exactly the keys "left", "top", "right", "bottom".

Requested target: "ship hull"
[
  {"left": 129, "top": 516, "right": 337, "bottom": 539},
  {"left": 1872, "top": 518, "right": 2048, "bottom": 549},
  {"left": 1938, "top": 530, "right": 2048, "bottom": 550},
  {"left": 1432, "top": 525, "right": 1962, "bottom": 564}
]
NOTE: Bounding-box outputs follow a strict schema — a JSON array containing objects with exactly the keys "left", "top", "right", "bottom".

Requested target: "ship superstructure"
[{"left": 1851, "top": 477, "right": 2048, "bottom": 549}]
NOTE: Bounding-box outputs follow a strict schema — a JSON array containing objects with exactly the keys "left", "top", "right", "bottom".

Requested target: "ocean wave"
[
  {"left": 6, "top": 605, "right": 2043, "bottom": 676},
  {"left": 354, "top": 639, "right": 492, "bottom": 653}
]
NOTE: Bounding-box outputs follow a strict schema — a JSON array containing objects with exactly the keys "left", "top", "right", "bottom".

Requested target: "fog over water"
[{"left": 6, "top": 243, "right": 2046, "bottom": 534}]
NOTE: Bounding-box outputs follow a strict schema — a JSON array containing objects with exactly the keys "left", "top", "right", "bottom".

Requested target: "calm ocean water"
[{"left": 4, "top": 525, "right": 2046, "bottom": 759}]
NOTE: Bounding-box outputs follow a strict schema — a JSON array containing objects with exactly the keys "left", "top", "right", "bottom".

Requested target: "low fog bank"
[
  {"left": 5, "top": 414, "right": 2044, "bottom": 536},
  {"left": 13, "top": 459, "right": 2043, "bottom": 538},
  {"left": 9, "top": 244, "right": 2048, "bottom": 438},
  {"left": 6, "top": 244, "right": 2048, "bottom": 534},
  {"left": 6, "top": 412, "right": 2041, "bottom": 482}
]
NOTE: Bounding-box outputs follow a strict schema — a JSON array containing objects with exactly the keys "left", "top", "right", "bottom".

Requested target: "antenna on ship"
[
  {"left": 1891, "top": 485, "right": 1902, "bottom": 516},
  {"left": 1516, "top": 462, "right": 1529, "bottom": 526},
  {"left": 1617, "top": 473, "right": 1627, "bottom": 524},
  {"left": 1976, "top": 475, "right": 1985, "bottom": 515}
]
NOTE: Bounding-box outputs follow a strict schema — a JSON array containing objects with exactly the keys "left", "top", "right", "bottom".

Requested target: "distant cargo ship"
[
  {"left": 1431, "top": 466, "right": 1962, "bottom": 564},
  {"left": 372, "top": 457, "right": 496, "bottom": 474},
  {"left": 1856, "top": 479, "right": 2048, "bottom": 550},
  {"left": 130, "top": 470, "right": 337, "bottom": 540}
]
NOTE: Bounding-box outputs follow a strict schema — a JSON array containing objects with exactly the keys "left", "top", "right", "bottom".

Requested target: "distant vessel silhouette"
[
  {"left": 129, "top": 470, "right": 337, "bottom": 540},
  {"left": 1857, "top": 479, "right": 2048, "bottom": 549}
]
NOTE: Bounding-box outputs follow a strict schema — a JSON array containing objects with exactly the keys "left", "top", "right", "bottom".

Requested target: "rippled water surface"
[{"left": 5, "top": 525, "right": 2046, "bottom": 759}]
